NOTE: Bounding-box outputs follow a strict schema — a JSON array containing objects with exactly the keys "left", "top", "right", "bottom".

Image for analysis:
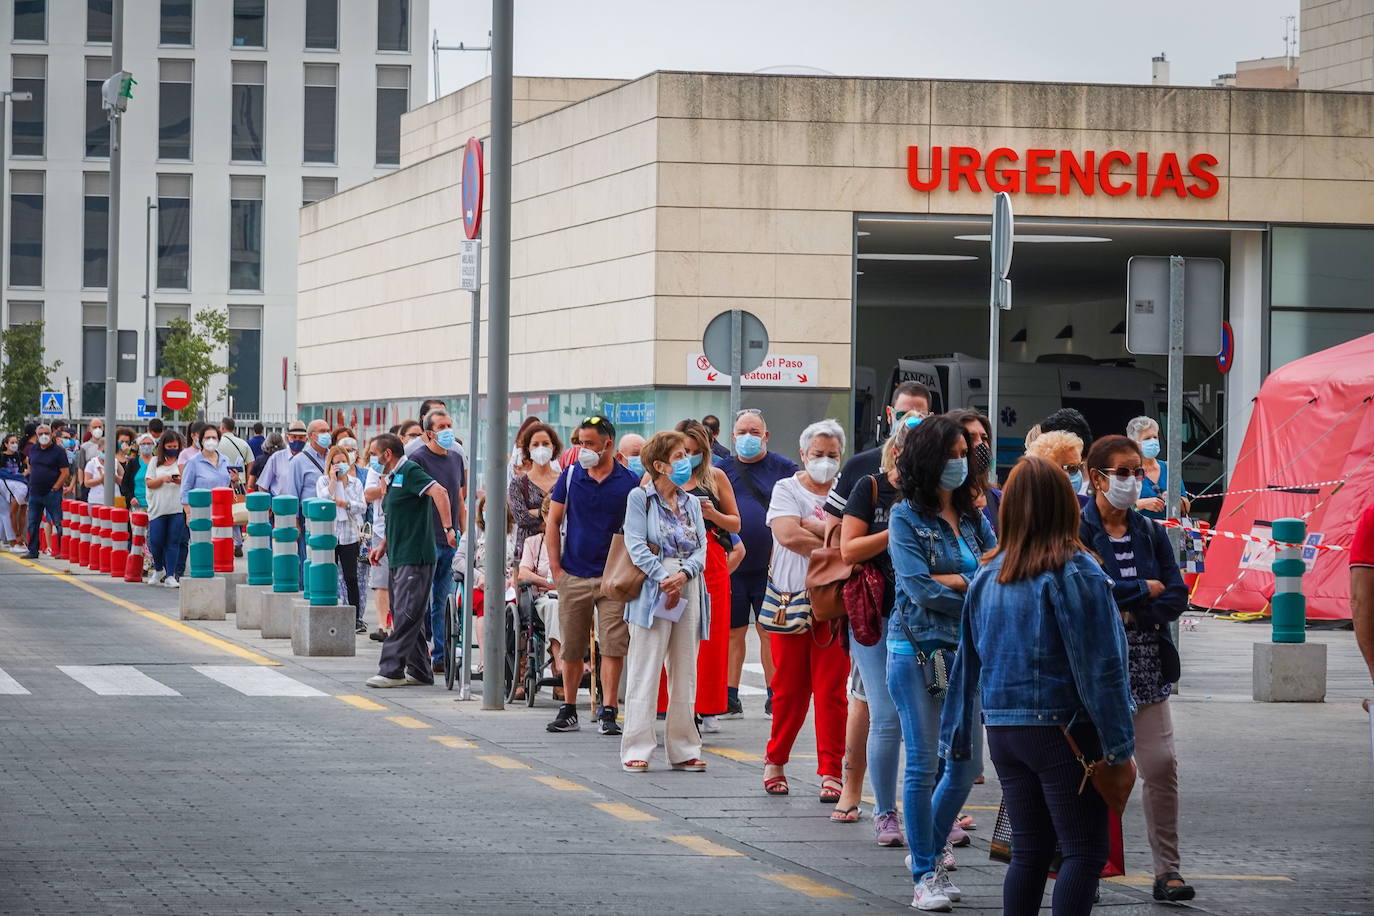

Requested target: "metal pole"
[
  {"left": 1, "top": 97, "right": 8, "bottom": 331},
  {"left": 481, "top": 0, "right": 513, "bottom": 710},
  {"left": 987, "top": 293, "right": 1000, "bottom": 483},
  {"left": 729, "top": 308, "right": 742, "bottom": 423},
  {"left": 460, "top": 288, "right": 480, "bottom": 700},
  {"left": 102, "top": 0, "right": 124, "bottom": 506},
  {"left": 1166, "top": 254, "right": 1186, "bottom": 663},
  {"left": 143, "top": 196, "right": 154, "bottom": 380}
]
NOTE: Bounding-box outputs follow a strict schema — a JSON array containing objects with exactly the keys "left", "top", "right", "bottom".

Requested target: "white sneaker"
[
  {"left": 911, "top": 872, "right": 952, "bottom": 911},
  {"left": 933, "top": 865, "right": 962, "bottom": 903},
  {"left": 164, "top": 576, "right": 180, "bottom": 588},
  {"left": 365, "top": 675, "right": 408, "bottom": 688},
  {"left": 700, "top": 715, "right": 721, "bottom": 733},
  {"left": 144, "top": 570, "right": 163, "bottom": 585}
]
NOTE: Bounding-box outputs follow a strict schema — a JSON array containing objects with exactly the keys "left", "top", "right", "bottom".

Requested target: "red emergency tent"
[{"left": 1191, "top": 333, "right": 1374, "bottom": 620}]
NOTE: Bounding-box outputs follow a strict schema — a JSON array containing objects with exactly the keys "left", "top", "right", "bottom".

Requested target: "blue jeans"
[
  {"left": 428, "top": 542, "right": 457, "bottom": 665},
  {"left": 148, "top": 512, "right": 188, "bottom": 577},
  {"left": 26, "top": 489, "right": 62, "bottom": 555},
  {"left": 851, "top": 635, "right": 902, "bottom": 815},
  {"left": 887, "top": 648, "right": 982, "bottom": 879}
]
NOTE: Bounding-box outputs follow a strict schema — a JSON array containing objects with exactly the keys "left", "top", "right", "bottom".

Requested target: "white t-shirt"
[
  {"left": 146, "top": 463, "right": 183, "bottom": 519},
  {"left": 84, "top": 457, "right": 107, "bottom": 506},
  {"left": 765, "top": 474, "right": 830, "bottom": 593},
  {"left": 364, "top": 467, "right": 387, "bottom": 540}
]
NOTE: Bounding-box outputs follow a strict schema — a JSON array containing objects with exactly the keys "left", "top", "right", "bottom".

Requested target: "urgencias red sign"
[{"left": 907, "top": 146, "right": 1220, "bottom": 198}]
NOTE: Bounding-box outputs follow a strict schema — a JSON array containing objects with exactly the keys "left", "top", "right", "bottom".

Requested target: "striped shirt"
[{"left": 1108, "top": 534, "right": 1137, "bottom": 579}]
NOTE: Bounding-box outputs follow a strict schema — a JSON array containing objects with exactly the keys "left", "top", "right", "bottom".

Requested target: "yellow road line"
[
  {"left": 531, "top": 774, "right": 586, "bottom": 791},
  {"left": 385, "top": 715, "right": 430, "bottom": 729},
  {"left": 430, "top": 735, "right": 477, "bottom": 749},
  {"left": 705, "top": 747, "right": 763, "bottom": 762},
  {"left": 2, "top": 553, "right": 279, "bottom": 665},
  {"left": 592, "top": 802, "right": 658, "bottom": 822},
  {"left": 666, "top": 835, "right": 743, "bottom": 857},
  {"left": 1106, "top": 874, "right": 1292, "bottom": 887},
  {"left": 336, "top": 694, "right": 387, "bottom": 711},
  {"left": 756, "top": 873, "right": 853, "bottom": 899},
  {"left": 477, "top": 754, "right": 531, "bottom": 770}
]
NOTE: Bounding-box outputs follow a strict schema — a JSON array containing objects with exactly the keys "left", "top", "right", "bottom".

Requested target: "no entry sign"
[
  {"left": 461, "top": 137, "right": 483, "bottom": 240},
  {"left": 161, "top": 378, "right": 192, "bottom": 411}
]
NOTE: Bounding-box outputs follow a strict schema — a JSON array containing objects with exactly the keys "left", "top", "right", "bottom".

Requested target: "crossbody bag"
[{"left": 897, "top": 615, "right": 953, "bottom": 700}]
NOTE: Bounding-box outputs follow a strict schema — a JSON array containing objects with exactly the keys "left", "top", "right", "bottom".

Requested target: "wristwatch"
[{"left": 444, "top": 526, "right": 456, "bottom": 535}]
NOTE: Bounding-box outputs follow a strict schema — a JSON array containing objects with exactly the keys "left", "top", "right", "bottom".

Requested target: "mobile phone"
[{"left": 694, "top": 494, "right": 710, "bottom": 503}]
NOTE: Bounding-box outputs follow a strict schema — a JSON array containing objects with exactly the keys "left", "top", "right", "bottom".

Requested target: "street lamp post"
[{"left": 0, "top": 88, "right": 35, "bottom": 330}]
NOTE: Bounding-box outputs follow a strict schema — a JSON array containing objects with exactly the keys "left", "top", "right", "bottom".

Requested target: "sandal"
[
  {"left": 1152, "top": 872, "right": 1195, "bottom": 903},
  {"left": 763, "top": 775, "right": 789, "bottom": 796},
  {"left": 622, "top": 760, "right": 649, "bottom": 773},
  {"left": 956, "top": 813, "right": 977, "bottom": 831},
  {"left": 829, "top": 805, "right": 860, "bottom": 823},
  {"left": 819, "top": 776, "right": 843, "bottom": 803},
  {"left": 671, "top": 758, "right": 707, "bottom": 772}
]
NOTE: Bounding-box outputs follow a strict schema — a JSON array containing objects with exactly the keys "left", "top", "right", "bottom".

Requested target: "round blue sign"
[
  {"left": 1216, "top": 320, "right": 1234, "bottom": 374},
  {"left": 461, "top": 137, "right": 483, "bottom": 240}
]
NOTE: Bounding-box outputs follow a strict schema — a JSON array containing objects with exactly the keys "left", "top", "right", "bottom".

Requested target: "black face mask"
[{"left": 971, "top": 442, "right": 992, "bottom": 477}]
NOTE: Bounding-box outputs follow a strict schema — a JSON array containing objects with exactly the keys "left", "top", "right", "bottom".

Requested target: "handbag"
[
  {"left": 839, "top": 477, "right": 886, "bottom": 644},
  {"left": 758, "top": 581, "right": 814, "bottom": 635},
  {"left": 806, "top": 525, "right": 853, "bottom": 623},
  {"left": 600, "top": 487, "right": 657, "bottom": 602},
  {"left": 898, "top": 615, "right": 952, "bottom": 699},
  {"left": 1062, "top": 724, "right": 1138, "bottom": 817}
]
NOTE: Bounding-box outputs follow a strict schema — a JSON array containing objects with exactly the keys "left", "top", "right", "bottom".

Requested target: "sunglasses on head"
[
  {"left": 1097, "top": 466, "right": 1145, "bottom": 480},
  {"left": 735, "top": 408, "right": 762, "bottom": 418}
]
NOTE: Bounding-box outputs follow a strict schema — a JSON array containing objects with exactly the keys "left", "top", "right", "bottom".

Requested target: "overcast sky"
[{"left": 429, "top": 0, "right": 1301, "bottom": 102}]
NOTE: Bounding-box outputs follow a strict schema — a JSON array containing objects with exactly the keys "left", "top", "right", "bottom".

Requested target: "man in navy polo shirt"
[
  {"left": 24, "top": 422, "right": 70, "bottom": 558},
  {"left": 544, "top": 414, "right": 639, "bottom": 735}
]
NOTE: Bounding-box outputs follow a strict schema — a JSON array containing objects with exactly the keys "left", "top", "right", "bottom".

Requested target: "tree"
[
  {"left": 159, "top": 308, "right": 231, "bottom": 421},
  {"left": 0, "top": 321, "right": 61, "bottom": 432}
]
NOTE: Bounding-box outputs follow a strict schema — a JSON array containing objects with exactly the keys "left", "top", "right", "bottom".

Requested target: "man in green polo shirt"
[{"left": 365, "top": 433, "right": 456, "bottom": 688}]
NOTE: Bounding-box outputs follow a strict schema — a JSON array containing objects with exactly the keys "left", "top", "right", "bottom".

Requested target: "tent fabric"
[{"left": 1191, "top": 333, "right": 1374, "bottom": 620}]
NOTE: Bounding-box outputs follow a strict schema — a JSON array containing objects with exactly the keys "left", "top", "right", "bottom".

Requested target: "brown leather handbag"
[
  {"left": 806, "top": 526, "right": 854, "bottom": 623},
  {"left": 600, "top": 488, "right": 658, "bottom": 601},
  {"left": 1062, "top": 725, "right": 1137, "bottom": 817}
]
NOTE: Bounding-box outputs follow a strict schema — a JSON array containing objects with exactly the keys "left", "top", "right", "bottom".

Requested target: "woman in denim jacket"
[
  {"left": 886, "top": 416, "right": 996, "bottom": 911},
  {"left": 942, "top": 457, "right": 1134, "bottom": 916}
]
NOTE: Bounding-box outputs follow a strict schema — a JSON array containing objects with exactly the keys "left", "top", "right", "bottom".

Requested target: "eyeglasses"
[
  {"left": 735, "top": 408, "right": 762, "bottom": 418},
  {"left": 1061, "top": 463, "right": 1085, "bottom": 475},
  {"left": 1097, "top": 466, "right": 1145, "bottom": 480}
]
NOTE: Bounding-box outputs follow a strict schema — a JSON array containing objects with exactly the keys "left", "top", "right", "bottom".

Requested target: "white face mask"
[
  {"left": 201, "top": 438, "right": 219, "bottom": 453},
  {"left": 38, "top": 434, "right": 52, "bottom": 445},
  {"left": 1102, "top": 473, "right": 1143, "bottom": 510},
  {"left": 576, "top": 445, "right": 601, "bottom": 469},
  {"left": 90, "top": 428, "right": 103, "bottom": 439},
  {"left": 530, "top": 445, "right": 553, "bottom": 466},
  {"left": 805, "top": 457, "right": 839, "bottom": 485}
]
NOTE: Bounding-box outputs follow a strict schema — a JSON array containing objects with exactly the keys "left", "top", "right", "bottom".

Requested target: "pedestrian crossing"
[{"left": 0, "top": 663, "right": 329, "bottom": 698}]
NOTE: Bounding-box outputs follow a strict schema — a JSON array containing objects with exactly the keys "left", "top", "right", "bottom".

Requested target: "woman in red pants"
[
  {"left": 761, "top": 419, "right": 848, "bottom": 800},
  {"left": 657, "top": 420, "right": 739, "bottom": 730}
]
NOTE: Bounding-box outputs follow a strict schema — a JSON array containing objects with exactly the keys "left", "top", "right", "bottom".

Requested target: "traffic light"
[{"left": 100, "top": 70, "right": 136, "bottom": 114}]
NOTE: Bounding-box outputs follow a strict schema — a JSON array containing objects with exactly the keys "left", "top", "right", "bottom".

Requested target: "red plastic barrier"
[
  {"left": 211, "top": 486, "right": 235, "bottom": 573},
  {"left": 125, "top": 510, "right": 148, "bottom": 582},
  {"left": 109, "top": 507, "right": 129, "bottom": 578},
  {"left": 76, "top": 503, "right": 91, "bottom": 569}
]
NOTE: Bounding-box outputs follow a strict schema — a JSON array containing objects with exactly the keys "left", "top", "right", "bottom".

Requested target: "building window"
[
  {"left": 13, "top": 0, "right": 46, "bottom": 41},
  {"left": 375, "top": 65, "right": 408, "bottom": 166},
  {"left": 377, "top": 0, "right": 408, "bottom": 51},
  {"left": 10, "top": 55, "right": 45, "bottom": 158},
  {"left": 84, "top": 57, "right": 111, "bottom": 158},
  {"left": 231, "top": 60, "right": 265, "bottom": 162},
  {"left": 229, "top": 176, "right": 263, "bottom": 291},
  {"left": 233, "top": 0, "right": 265, "bottom": 48},
  {"left": 86, "top": 0, "right": 112, "bottom": 43},
  {"left": 83, "top": 172, "right": 109, "bottom": 289},
  {"left": 303, "top": 64, "right": 337, "bottom": 164},
  {"left": 1270, "top": 226, "right": 1374, "bottom": 370},
  {"left": 159, "top": 59, "right": 193, "bottom": 160},
  {"left": 156, "top": 174, "right": 191, "bottom": 290},
  {"left": 8, "top": 170, "right": 43, "bottom": 288},
  {"left": 228, "top": 306, "right": 262, "bottom": 415},
  {"left": 305, "top": 0, "right": 337, "bottom": 50},
  {"left": 301, "top": 176, "right": 336, "bottom": 205},
  {"left": 160, "top": 0, "right": 192, "bottom": 45},
  {"left": 154, "top": 304, "right": 190, "bottom": 373},
  {"left": 82, "top": 303, "right": 106, "bottom": 412},
  {"left": 7, "top": 301, "right": 42, "bottom": 328}
]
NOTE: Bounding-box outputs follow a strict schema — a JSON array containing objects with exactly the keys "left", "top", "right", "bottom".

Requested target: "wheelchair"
[{"left": 443, "top": 570, "right": 520, "bottom": 703}]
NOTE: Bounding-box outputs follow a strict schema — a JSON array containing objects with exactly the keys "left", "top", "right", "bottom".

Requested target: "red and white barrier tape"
[
  {"left": 1187, "top": 479, "right": 1347, "bottom": 501},
  {"left": 1155, "top": 517, "right": 1350, "bottom": 552}
]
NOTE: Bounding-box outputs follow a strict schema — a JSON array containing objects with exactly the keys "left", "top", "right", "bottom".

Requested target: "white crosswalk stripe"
[
  {"left": 58, "top": 665, "right": 181, "bottom": 696},
  {"left": 192, "top": 666, "right": 326, "bottom": 697},
  {"left": 0, "top": 666, "right": 30, "bottom": 695}
]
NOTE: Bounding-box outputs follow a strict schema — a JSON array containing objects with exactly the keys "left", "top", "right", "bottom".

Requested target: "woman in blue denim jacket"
[
  {"left": 886, "top": 416, "right": 997, "bottom": 911},
  {"left": 942, "top": 457, "right": 1134, "bottom": 916}
]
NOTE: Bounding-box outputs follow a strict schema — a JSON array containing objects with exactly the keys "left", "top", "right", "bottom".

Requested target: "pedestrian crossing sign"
[{"left": 39, "top": 391, "right": 64, "bottom": 416}]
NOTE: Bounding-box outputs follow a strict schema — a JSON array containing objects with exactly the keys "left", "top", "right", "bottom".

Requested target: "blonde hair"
[
  {"left": 1023, "top": 424, "right": 1042, "bottom": 450},
  {"left": 879, "top": 419, "right": 916, "bottom": 473},
  {"left": 674, "top": 419, "right": 716, "bottom": 497},
  {"left": 324, "top": 444, "right": 353, "bottom": 470},
  {"left": 1025, "top": 429, "right": 1084, "bottom": 467}
]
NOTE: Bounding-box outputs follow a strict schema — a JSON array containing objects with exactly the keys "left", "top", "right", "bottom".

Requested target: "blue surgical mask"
[
  {"left": 1068, "top": 470, "right": 1084, "bottom": 493},
  {"left": 668, "top": 457, "right": 693, "bottom": 486},
  {"left": 437, "top": 429, "right": 456, "bottom": 450},
  {"left": 735, "top": 434, "right": 762, "bottom": 459},
  {"left": 316, "top": 433, "right": 332, "bottom": 449},
  {"left": 688, "top": 453, "right": 703, "bottom": 468},
  {"left": 626, "top": 456, "right": 644, "bottom": 476},
  {"left": 369, "top": 457, "right": 384, "bottom": 474},
  {"left": 1141, "top": 437, "right": 1161, "bottom": 460},
  {"left": 939, "top": 457, "right": 968, "bottom": 491},
  {"left": 289, "top": 439, "right": 306, "bottom": 453}
]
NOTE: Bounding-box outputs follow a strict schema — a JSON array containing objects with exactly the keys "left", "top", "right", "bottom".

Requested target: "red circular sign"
[
  {"left": 161, "top": 378, "right": 192, "bottom": 411},
  {"left": 461, "top": 137, "right": 484, "bottom": 240},
  {"left": 1216, "top": 320, "right": 1234, "bottom": 374}
]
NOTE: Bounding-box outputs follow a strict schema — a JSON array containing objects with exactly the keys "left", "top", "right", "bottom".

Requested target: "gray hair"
[
  {"left": 799, "top": 418, "right": 846, "bottom": 454},
  {"left": 1125, "top": 416, "right": 1159, "bottom": 441},
  {"left": 422, "top": 409, "right": 451, "bottom": 431}
]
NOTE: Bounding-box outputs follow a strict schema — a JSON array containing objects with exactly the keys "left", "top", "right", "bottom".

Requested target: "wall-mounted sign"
[
  {"left": 687, "top": 353, "right": 818, "bottom": 387},
  {"left": 906, "top": 146, "right": 1220, "bottom": 199}
]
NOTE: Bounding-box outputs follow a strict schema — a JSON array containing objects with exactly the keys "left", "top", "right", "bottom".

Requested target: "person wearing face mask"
[
  {"left": 407, "top": 409, "right": 469, "bottom": 676},
  {"left": 886, "top": 416, "right": 997, "bottom": 910},
  {"left": 509, "top": 422, "right": 563, "bottom": 566},
  {"left": 316, "top": 444, "right": 368, "bottom": 632},
  {"left": 1079, "top": 434, "right": 1193, "bottom": 904},
  {"left": 145, "top": 431, "right": 188, "bottom": 586},
  {"left": 517, "top": 493, "right": 563, "bottom": 687},
  {"left": 1126, "top": 416, "right": 1191, "bottom": 521},
  {"left": 180, "top": 427, "right": 235, "bottom": 515},
  {"left": 718, "top": 408, "right": 799, "bottom": 719},
  {"left": 1, "top": 433, "right": 30, "bottom": 552},
  {"left": 120, "top": 431, "right": 155, "bottom": 510},
  {"left": 760, "top": 419, "right": 848, "bottom": 800},
  {"left": 255, "top": 421, "right": 307, "bottom": 496},
  {"left": 617, "top": 433, "right": 646, "bottom": 477},
  {"left": 1025, "top": 430, "right": 1090, "bottom": 510},
  {"left": 218, "top": 417, "right": 254, "bottom": 472},
  {"left": 285, "top": 419, "right": 333, "bottom": 569},
  {"left": 247, "top": 433, "right": 284, "bottom": 494},
  {"left": 618, "top": 430, "right": 710, "bottom": 773},
  {"left": 83, "top": 428, "right": 128, "bottom": 508},
  {"left": 21, "top": 423, "right": 68, "bottom": 558},
  {"left": 945, "top": 408, "right": 999, "bottom": 533},
  {"left": 362, "top": 437, "right": 393, "bottom": 641}
]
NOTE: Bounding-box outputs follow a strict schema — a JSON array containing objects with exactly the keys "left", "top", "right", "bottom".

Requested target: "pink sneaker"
[
  {"left": 948, "top": 822, "right": 970, "bottom": 848},
  {"left": 874, "top": 810, "right": 904, "bottom": 847}
]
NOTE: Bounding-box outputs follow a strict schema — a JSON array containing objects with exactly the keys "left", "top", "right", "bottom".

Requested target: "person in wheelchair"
[{"left": 517, "top": 493, "right": 563, "bottom": 695}]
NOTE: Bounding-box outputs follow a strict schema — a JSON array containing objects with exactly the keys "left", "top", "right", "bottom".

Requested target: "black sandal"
[{"left": 1152, "top": 872, "right": 1195, "bottom": 903}]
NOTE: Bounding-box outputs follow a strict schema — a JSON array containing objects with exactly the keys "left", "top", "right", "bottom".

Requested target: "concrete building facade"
[{"left": 1301, "top": 0, "right": 1374, "bottom": 90}]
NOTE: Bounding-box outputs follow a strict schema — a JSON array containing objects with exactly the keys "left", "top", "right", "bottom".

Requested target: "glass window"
[
  {"left": 1269, "top": 226, "right": 1374, "bottom": 369},
  {"left": 82, "top": 321, "right": 105, "bottom": 414},
  {"left": 229, "top": 176, "right": 263, "bottom": 291},
  {"left": 302, "top": 176, "right": 336, "bottom": 205},
  {"left": 160, "top": 0, "right": 192, "bottom": 44},
  {"left": 154, "top": 304, "right": 190, "bottom": 373},
  {"left": 158, "top": 59, "right": 192, "bottom": 160},
  {"left": 7, "top": 301, "right": 42, "bottom": 327},
  {"left": 86, "top": 0, "right": 111, "bottom": 42},
  {"left": 228, "top": 306, "right": 262, "bottom": 415},
  {"left": 82, "top": 172, "right": 109, "bottom": 289},
  {"left": 305, "top": 0, "right": 337, "bottom": 50},
  {"left": 14, "top": 0, "right": 46, "bottom": 41},
  {"left": 11, "top": 55, "right": 45, "bottom": 157},
  {"left": 8, "top": 170, "right": 43, "bottom": 287},
  {"left": 84, "top": 57, "right": 111, "bottom": 158},
  {"left": 303, "top": 64, "right": 337, "bottom": 164},
  {"left": 377, "top": 0, "right": 408, "bottom": 51},
  {"left": 1271, "top": 309, "right": 1374, "bottom": 370},
  {"left": 156, "top": 174, "right": 191, "bottom": 290},
  {"left": 233, "top": 0, "right": 265, "bottom": 47},
  {"left": 231, "top": 60, "right": 265, "bottom": 162},
  {"left": 375, "top": 65, "right": 408, "bottom": 166}
]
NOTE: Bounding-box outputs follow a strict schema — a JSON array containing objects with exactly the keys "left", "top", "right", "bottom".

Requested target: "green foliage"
[
  {"left": 159, "top": 309, "right": 231, "bottom": 421},
  {"left": 0, "top": 321, "right": 61, "bottom": 432}
]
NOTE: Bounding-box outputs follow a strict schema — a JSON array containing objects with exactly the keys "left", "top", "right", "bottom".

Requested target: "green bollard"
[
  {"left": 187, "top": 489, "right": 214, "bottom": 579},
  {"left": 245, "top": 492, "right": 273, "bottom": 586},
  {"left": 271, "top": 495, "right": 300, "bottom": 594},
  {"left": 1270, "top": 517, "right": 1307, "bottom": 644},
  {"left": 304, "top": 498, "right": 339, "bottom": 607}
]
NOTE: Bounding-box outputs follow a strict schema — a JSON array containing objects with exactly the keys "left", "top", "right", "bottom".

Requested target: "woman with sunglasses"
[
  {"left": 1025, "top": 430, "right": 1089, "bottom": 509},
  {"left": 1080, "top": 434, "right": 1193, "bottom": 904}
]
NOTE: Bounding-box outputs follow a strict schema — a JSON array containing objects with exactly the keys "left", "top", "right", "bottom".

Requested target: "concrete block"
[
  {"left": 178, "top": 576, "right": 227, "bottom": 620},
  {"left": 220, "top": 571, "right": 248, "bottom": 613},
  {"left": 235, "top": 584, "right": 271, "bottom": 631},
  {"left": 262, "top": 591, "right": 300, "bottom": 639},
  {"left": 1253, "top": 641, "right": 1328, "bottom": 702},
  {"left": 291, "top": 601, "right": 357, "bottom": 657}
]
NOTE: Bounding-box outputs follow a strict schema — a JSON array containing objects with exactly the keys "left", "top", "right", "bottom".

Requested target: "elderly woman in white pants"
[{"left": 620, "top": 429, "right": 710, "bottom": 773}]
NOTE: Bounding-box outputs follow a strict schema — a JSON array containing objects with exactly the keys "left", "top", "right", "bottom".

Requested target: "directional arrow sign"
[
  {"left": 687, "top": 353, "right": 818, "bottom": 387},
  {"left": 161, "top": 378, "right": 192, "bottom": 411}
]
